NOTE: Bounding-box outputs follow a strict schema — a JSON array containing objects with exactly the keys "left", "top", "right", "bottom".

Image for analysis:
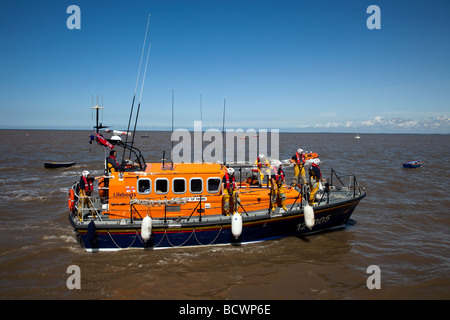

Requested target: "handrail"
[
  {"left": 76, "top": 194, "right": 103, "bottom": 221},
  {"left": 330, "top": 168, "right": 363, "bottom": 197}
]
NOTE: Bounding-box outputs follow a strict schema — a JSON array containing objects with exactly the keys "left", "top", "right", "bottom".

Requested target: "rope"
[
  {"left": 193, "top": 225, "right": 223, "bottom": 246},
  {"left": 106, "top": 230, "right": 139, "bottom": 249},
  {"left": 130, "top": 197, "right": 188, "bottom": 206},
  {"left": 164, "top": 228, "right": 195, "bottom": 247}
]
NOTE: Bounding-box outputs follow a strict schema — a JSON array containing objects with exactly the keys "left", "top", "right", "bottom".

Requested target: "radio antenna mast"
[
  {"left": 129, "top": 41, "right": 151, "bottom": 155},
  {"left": 122, "top": 14, "right": 151, "bottom": 162}
]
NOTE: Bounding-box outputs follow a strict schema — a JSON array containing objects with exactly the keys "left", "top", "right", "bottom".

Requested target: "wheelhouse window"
[
  {"left": 155, "top": 178, "right": 169, "bottom": 194},
  {"left": 173, "top": 178, "right": 186, "bottom": 194},
  {"left": 207, "top": 177, "right": 221, "bottom": 194},
  {"left": 190, "top": 178, "right": 203, "bottom": 194},
  {"left": 137, "top": 178, "right": 151, "bottom": 194}
]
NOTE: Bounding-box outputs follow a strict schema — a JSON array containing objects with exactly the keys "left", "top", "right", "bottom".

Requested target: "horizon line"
[{"left": 0, "top": 127, "right": 448, "bottom": 135}]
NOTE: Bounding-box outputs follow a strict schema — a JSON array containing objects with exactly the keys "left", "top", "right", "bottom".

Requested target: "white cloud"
[
  {"left": 303, "top": 115, "right": 450, "bottom": 133},
  {"left": 314, "top": 122, "right": 340, "bottom": 128},
  {"left": 360, "top": 115, "right": 449, "bottom": 131}
]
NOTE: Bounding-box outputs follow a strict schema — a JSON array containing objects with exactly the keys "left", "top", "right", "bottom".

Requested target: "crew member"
[
  {"left": 106, "top": 150, "right": 124, "bottom": 174},
  {"left": 290, "top": 148, "right": 307, "bottom": 188},
  {"left": 79, "top": 170, "right": 100, "bottom": 215},
  {"left": 222, "top": 167, "right": 240, "bottom": 216},
  {"left": 270, "top": 161, "right": 288, "bottom": 212},
  {"left": 255, "top": 154, "right": 270, "bottom": 186},
  {"left": 308, "top": 158, "right": 323, "bottom": 205},
  {"left": 245, "top": 169, "right": 260, "bottom": 188},
  {"left": 79, "top": 170, "right": 96, "bottom": 196}
]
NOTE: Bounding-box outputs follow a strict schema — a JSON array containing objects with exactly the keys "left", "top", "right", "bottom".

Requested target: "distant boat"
[
  {"left": 355, "top": 127, "right": 360, "bottom": 139},
  {"left": 402, "top": 160, "right": 422, "bottom": 169},
  {"left": 44, "top": 161, "right": 76, "bottom": 169}
]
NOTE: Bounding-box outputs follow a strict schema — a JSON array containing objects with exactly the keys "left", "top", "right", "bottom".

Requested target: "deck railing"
[{"left": 330, "top": 168, "right": 364, "bottom": 198}]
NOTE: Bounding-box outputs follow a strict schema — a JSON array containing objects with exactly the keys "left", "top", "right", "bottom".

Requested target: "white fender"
[
  {"left": 141, "top": 215, "right": 152, "bottom": 241},
  {"left": 304, "top": 205, "right": 315, "bottom": 230},
  {"left": 231, "top": 212, "right": 243, "bottom": 239}
]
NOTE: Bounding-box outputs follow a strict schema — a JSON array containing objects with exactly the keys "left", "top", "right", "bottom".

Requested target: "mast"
[
  {"left": 200, "top": 94, "right": 202, "bottom": 122},
  {"left": 222, "top": 97, "right": 226, "bottom": 164},
  {"left": 222, "top": 97, "right": 226, "bottom": 136},
  {"left": 171, "top": 88, "right": 174, "bottom": 151},
  {"left": 92, "top": 95, "right": 104, "bottom": 134},
  {"left": 130, "top": 42, "right": 151, "bottom": 155}
]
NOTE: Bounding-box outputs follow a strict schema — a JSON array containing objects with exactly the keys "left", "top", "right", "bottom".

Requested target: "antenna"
[
  {"left": 91, "top": 97, "right": 104, "bottom": 134},
  {"left": 200, "top": 94, "right": 203, "bottom": 122},
  {"left": 222, "top": 97, "right": 226, "bottom": 165},
  {"left": 122, "top": 13, "right": 151, "bottom": 163},
  {"left": 171, "top": 88, "right": 174, "bottom": 151},
  {"left": 130, "top": 41, "right": 152, "bottom": 156},
  {"left": 199, "top": 94, "right": 204, "bottom": 163},
  {"left": 222, "top": 97, "right": 226, "bottom": 135}
]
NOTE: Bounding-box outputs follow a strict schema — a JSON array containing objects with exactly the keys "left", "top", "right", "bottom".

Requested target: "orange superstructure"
[{"left": 104, "top": 162, "right": 301, "bottom": 220}]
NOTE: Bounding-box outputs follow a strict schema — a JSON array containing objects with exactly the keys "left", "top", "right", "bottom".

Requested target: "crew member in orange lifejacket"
[
  {"left": 270, "top": 161, "right": 287, "bottom": 212},
  {"left": 79, "top": 170, "right": 100, "bottom": 216},
  {"left": 254, "top": 154, "right": 270, "bottom": 186},
  {"left": 222, "top": 167, "right": 240, "bottom": 216},
  {"left": 80, "top": 170, "right": 95, "bottom": 196},
  {"left": 290, "top": 148, "right": 307, "bottom": 188},
  {"left": 308, "top": 158, "right": 323, "bottom": 205}
]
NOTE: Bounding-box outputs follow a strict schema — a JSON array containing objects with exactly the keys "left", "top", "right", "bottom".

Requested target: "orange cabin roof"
[{"left": 144, "top": 162, "right": 226, "bottom": 175}]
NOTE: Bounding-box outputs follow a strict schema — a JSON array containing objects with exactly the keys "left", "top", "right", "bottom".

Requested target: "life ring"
[{"left": 68, "top": 188, "right": 75, "bottom": 211}]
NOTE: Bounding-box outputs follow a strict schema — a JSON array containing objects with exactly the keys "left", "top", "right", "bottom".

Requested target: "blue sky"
[{"left": 1, "top": 0, "right": 449, "bottom": 133}]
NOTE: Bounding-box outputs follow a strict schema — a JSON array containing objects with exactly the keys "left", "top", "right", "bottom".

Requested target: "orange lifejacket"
[
  {"left": 257, "top": 157, "right": 262, "bottom": 169},
  {"left": 305, "top": 152, "right": 319, "bottom": 160},
  {"left": 82, "top": 176, "right": 94, "bottom": 193},
  {"left": 295, "top": 152, "right": 305, "bottom": 165},
  {"left": 273, "top": 167, "right": 285, "bottom": 183},
  {"left": 256, "top": 157, "right": 269, "bottom": 169},
  {"left": 225, "top": 173, "right": 236, "bottom": 191}
]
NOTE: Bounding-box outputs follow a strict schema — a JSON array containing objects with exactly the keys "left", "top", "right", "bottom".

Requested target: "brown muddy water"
[{"left": 0, "top": 130, "right": 449, "bottom": 300}]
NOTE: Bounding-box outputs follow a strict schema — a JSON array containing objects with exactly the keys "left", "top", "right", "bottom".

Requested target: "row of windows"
[{"left": 137, "top": 177, "right": 222, "bottom": 195}]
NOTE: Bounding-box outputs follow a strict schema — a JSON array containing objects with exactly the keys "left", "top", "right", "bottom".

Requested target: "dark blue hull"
[{"left": 72, "top": 194, "right": 365, "bottom": 251}]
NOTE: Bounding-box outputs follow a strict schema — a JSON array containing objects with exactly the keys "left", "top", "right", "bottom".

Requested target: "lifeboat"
[{"left": 67, "top": 143, "right": 366, "bottom": 251}]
